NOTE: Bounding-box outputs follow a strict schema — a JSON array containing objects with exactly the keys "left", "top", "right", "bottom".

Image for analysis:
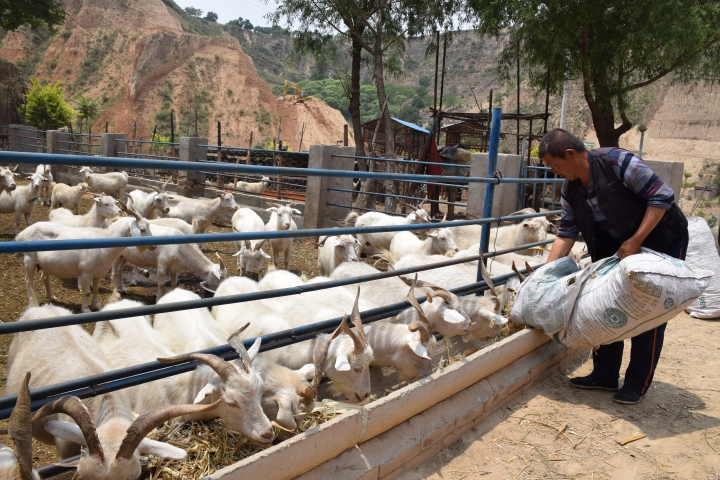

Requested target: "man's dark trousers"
[{"left": 590, "top": 228, "right": 689, "bottom": 395}]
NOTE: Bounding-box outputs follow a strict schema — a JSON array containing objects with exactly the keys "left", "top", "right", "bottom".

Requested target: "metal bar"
[
  {"left": 200, "top": 145, "right": 308, "bottom": 156},
  {"left": 118, "top": 139, "right": 179, "bottom": 145},
  {"left": 207, "top": 176, "right": 307, "bottom": 189},
  {"left": 331, "top": 154, "right": 470, "bottom": 169},
  {"left": 526, "top": 166, "right": 551, "bottom": 171},
  {"left": 17, "top": 135, "right": 44, "bottom": 141},
  {"left": 56, "top": 141, "right": 101, "bottom": 147},
  {"left": 479, "top": 107, "right": 503, "bottom": 265},
  {"left": 0, "top": 210, "right": 559, "bottom": 254},
  {"left": 327, "top": 187, "right": 466, "bottom": 207},
  {"left": 0, "top": 265, "right": 529, "bottom": 418},
  {"left": 57, "top": 149, "right": 95, "bottom": 155},
  {"left": 0, "top": 151, "right": 563, "bottom": 185},
  {"left": 117, "top": 152, "right": 178, "bottom": 160},
  {"left": 18, "top": 143, "right": 46, "bottom": 149}
]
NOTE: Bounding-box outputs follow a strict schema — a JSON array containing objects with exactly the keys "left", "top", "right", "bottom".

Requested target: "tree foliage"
[
  {"left": 227, "top": 17, "right": 254, "bottom": 29},
  {"left": 0, "top": 0, "right": 66, "bottom": 31},
  {"left": 22, "top": 80, "right": 75, "bottom": 130},
  {"left": 469, "top": 0, "right": 720, "bottom": 146},
  {"left": 205, "top": 11, "right": 218, "bottom": 22},
  {"left": 183, "top": 6, "right": 203, "bottom": 17},
  {"left": 73, "top": 94, "right": 101, "bottom": 134}
]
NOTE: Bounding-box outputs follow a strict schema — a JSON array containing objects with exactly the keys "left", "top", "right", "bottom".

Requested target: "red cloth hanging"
[{"left": 425, "top": 138, "right": 442, "bottom": 194}]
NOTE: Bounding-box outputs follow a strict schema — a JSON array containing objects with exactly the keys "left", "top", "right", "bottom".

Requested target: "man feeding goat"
[{"left": 541, "top": 128, "right": 688, "bottom": 405}]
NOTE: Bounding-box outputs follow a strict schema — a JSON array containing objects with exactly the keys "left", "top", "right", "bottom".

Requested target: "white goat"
[
  {"left": 387, "top": 227, "right": 458, "bottom": 263},
  {"left": 317, "top": 234, "right": 359, "bottom": 276},
  {"left": 155, "top": 288, "right": 315, "bottom": 431},
  {"left": 235, "top": 176, "right": 271, "bottom": 194},
  {"left": 113, "top": 224, "right": 227, "bottom": 300},
  {"left": 127, "top": 180, "right": 173, "bottom": 219},
  {"left": 0, "top": 171, "right": 46, "bottom": 235},
  {"left": 16, "top": 206, "right": 154, "bottom": 312},
  {"left": 344, "top": 203, "right": 431, "bottom": 256},
  {"left": 392, "top": 255, "right": 510, "bottom": 339},
  {"left": 329, "top": 262, "right": 473, "bottom": 339},
  {"left": 48, "top": 194, "right": 121, "bottom": 228},
  {"left": 34, "top": 164, "right": 53, "bottom": 206},
  {"left": 265, "top": 202, "right": 300, "bottom": 269},
  {"left": 6, "top": 304, "right": 212, "bottom": 480},
  {"left": 166, "top": 192, "right": 238, "bottom": 234},
  {"left": 231, "top": 208, "right": 271, "bottom": 278},
  {"left": 79, "top": 166, "right": 128, "bottom": 200},
  {"left": 94, "top": 299, "right": 274, "bottom": 444},
  {"left": 0, "top": 164, "right": 18, "bottom": 194},
  {"left": 148, "top": 217, "right": 196, "bottom": 235},
  {"left": 50, "top": 182, "right": 90, "bottom": 213},
  {"left": 249, "top": 272, "right": 374, "bottom": 402},
  {"left": 450, "top": 210, "right": 556, "bottom": 254}
]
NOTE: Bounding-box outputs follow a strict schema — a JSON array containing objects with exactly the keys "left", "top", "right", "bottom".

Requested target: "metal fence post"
[
  {"left": 8, "top": 124, "right": 20, "bottom": 152},
  {"left": 478, "top": 107, "right": 502, "bottom": 280},
  {"left": 178, "top": 137, "right": 207, "bottom": 197}
]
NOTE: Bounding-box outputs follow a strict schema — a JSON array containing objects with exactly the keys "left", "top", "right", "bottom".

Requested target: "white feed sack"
[
  {"left": 511, "top": 249, "right": 713, "bottom": 349},
  {"left": 684, "top": 217, "right": 720, "bottom": 319}
]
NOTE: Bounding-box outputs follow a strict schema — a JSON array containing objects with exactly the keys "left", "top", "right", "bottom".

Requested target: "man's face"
[{"left": 541, "top": 149, "right": 582, "bottom": 180}]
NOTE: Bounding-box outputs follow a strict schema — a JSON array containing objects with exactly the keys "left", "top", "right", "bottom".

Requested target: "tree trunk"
[
  {"left": 351, "top": 36, "right": 373, "bottom": 210},
  {"left": 372, "top": 21, "right": 397, "bottom": 213},
  {"left": 589, "top": 101, "right": 632, "bottom": 147}
]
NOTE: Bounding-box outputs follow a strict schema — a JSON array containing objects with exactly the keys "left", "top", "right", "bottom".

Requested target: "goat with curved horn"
[
  {"left": 5, "top": 372, "right": 38, "bottom": 480},
  {"left": 511, "top": 261, "right": 526, "bottom": 282},
  {"left": 139, "top": 180, "right": 163, "bottom": 194},
  {"left": 157, "top": 353, "right": 237, "bottom": 382},
  {"left": 31, "top": 396, "right": 104, "bottom": 463},
  {"left": 115, "top": 400, "right": 220, "bottom": 460},
  {"left": 227, "top": 323, "right": 253, "bottom": 372},
  {"left": 350, "top": 287, "right": 370, "bottom": 352},
  {"left": 310, "top": 319, "right": 345, "bottom": 394}
]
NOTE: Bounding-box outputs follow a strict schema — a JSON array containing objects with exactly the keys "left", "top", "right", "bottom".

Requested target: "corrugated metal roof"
[{"left": 391, "top": 117, "right": 429, "bottom": 133}]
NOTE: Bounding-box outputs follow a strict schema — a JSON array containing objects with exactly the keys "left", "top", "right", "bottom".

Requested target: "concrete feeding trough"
[{"left": 204, "top": 329, "right": 577, "bottom": 480}]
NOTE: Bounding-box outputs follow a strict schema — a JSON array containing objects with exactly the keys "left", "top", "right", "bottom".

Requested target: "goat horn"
[
  {"left": 418, "top": 195, "right": 428, "bottom": 206},
  {"left": 441, "top": 210, "right": 447, "bottom": 223},
  {"left": 311, "top": 319, "right": 345, "bottom": 395},
  {"left": 405, "top": 274, "right": 430, "bottom": 327},
  {"left": 295, "top": 381, "right": 315, "bottom": 403},
  {"left": 244, "top": 240, "right": 252, "bottom": 250},
  {"left": 255, "top": 238, "right": 268, "bottom": 251},
  {"left": 525, "top": 261, "right": 535, "bottom": 273},
  {"left": 9, "top": 164, "right": 18, "bottom": 172},
  {"left": 511, "top": 261, "right": 526, "bottom": 282},
  {"left": 139, "top": 180, "right": 162, "bottom": 194},
  {"left": 116, "top": 400, "right": 221, "bottom": 460},
  {"left": 9, "top": 372, "right": 34, "bottom": 480},
  {"left": 317, "top": 236, "right": 329, "bottom": 247},
  {"left": 267, "top": 202, "right": 282, "bottom": 208},
  {"left": 350, "top": 286, "right": 368, "bottom": 352},
  {"left": 227, "top": 324, "right": 252, "bottom": 373},
  {"left": 478, "top": 250, "right": 499, "bottom": 298},
  {"left": 125, "top": 196, "right": 142, "bottom": 222},
  {"left": 31, "top": 396, "right": 104, "bottom": 463},
  {"left": 408, "top": 319, "right": 431, "bottom": 344},
  {"left": 398, "top": 275, "right": 434, "bottom": 303},
  {"left": 215, "top": 252, "right": 226, "bottom": 272},
  {"left": 157, "top": 353, "right": 237, "bottom": 382},
  {"left": 162, "top": 177, "right": 171, "bottom": 191}
]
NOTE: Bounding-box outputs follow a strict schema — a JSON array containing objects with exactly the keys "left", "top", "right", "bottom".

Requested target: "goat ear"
[
  {"left": 291, "top": 209, "right": 301, "bottom": 215},
  {"left": 137, "top": 438, "right": 187, "bottom": 460},
  {"left": 247, "top": 337, "right": 261, "bottom": 363},
  {"left": 94, "top": 198, "right": 100, "bottom": 204},
  {"left": 232, "top": 248, "right": 245, "bottom": 256},
  {"left": 408, "top": 212, "right": 417, "bottom": 220},
  {"left": 407, "top": 340, "right": 431, "bottom": 360},
  {"left": 334, "top": 351, "right": 351, "bottom": 371},
  {"left": 266, "top": 207, "right": 278, "bottom": 213},
  {"left": 193, "top": 383, "right": 218, "bottom": 404},
  {"left": 442, "top": 307, "right": 466, "bottom": 324},
  {"left": 363, "top": 325, "right": 371, "bottom": 336},
  {"left": 260, "top": 249, "right": 271, "bottom": 259},
  {"left": 427, "top": 231, "right": 438, "bottom": 238},
  {"left": 44, "top": 421, "right": 88, "bottom": 446},
  {"left": 296, "top": 364, "right": 316, "bottom": 380}
]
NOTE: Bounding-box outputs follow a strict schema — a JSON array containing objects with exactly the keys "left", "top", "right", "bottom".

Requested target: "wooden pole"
[
  {"left": 343, "top": 124, "right": 349, "bottom": 146},
  {"left": 194, "top": 108, "right": 198, "bottom": 136},
  {"left": 437, "top": 34, "right": 447, "bottom": 147},
  {"left": 516, "top": 47, "right": 521, "bottom": 155},
  {"left": 433, "top": 31, "right": 439, "bottom": 115},
  {"left": 544, "top": 65, "right": 551, "bottom": 133},
  {"left": 217, "top": 121, "right": 222, "bottom": 186}
]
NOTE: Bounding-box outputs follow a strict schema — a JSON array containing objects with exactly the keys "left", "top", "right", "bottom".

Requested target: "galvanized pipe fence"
[{"left": 0, "top": 144, "right": 558, "bottom": 422}]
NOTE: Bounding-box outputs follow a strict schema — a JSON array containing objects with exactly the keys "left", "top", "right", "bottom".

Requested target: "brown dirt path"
[{"left": 401, "top": 312, "right": 720, "bottom": 480}]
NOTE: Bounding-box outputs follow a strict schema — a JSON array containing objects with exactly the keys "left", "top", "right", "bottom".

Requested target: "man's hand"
[{"left": 616, "top": 237, "right": 642, "bottom": 259}]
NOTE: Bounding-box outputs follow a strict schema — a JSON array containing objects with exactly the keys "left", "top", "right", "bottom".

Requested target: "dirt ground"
[{"left": 401, "top": 311, "right": 720, "bottom": 480}]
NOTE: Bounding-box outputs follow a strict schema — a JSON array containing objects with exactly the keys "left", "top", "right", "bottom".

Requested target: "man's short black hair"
[{"left": 538, "top": 128, "right": 586, "bottom": 159}]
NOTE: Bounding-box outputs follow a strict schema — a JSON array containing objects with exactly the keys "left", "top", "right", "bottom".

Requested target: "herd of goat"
[{"left": 0, "top": 163, "right": 579, "bottom": 479}]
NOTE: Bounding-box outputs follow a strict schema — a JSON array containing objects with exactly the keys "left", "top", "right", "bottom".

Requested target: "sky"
[{"left": 172, "top": 0, "right": 275, "bottom": 28}]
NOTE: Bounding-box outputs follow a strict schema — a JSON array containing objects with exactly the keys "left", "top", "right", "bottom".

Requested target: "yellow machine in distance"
[{"left": 276, "top": 80, "right": 313, "bottom": 104}]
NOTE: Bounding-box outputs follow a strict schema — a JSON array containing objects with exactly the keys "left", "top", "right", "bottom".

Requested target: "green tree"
[
  {"left": 73, "top": 94, "right": 101, "bottom": 134},
  {"left": 418, "top": 75, "right": 431, "bottom": 88},
  {"left": 0, "top": 0, "right": 66, "bottom": 31},
  {"left": 22, "top": 80, "right": 75, "bottom": 130},
  {"left": 469, "top": 0, "right": 720, "bottom": 147},
  {"left": 183, "top": 6, "right": 203, "bottom": 17},
  {"left": 228, "top": 17, "right": 253, "bottom": 29},
  {"left": 205, "top": 11, "right": 218, "bottom": 22}
]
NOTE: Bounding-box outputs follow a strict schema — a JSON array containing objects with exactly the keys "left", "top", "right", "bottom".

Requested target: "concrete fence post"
[
  {"left": 178, "top": 137, "right": 207, "bottom": 197},
  {"left": 101, "top": 133, "right": 126, "bottom": 173},
  {"left": 304, "top": 144, "right": 355, "bottom": 230},
  {"left": 8, "top": 124, "right": 20, "bottom": 152},
  {"left": 45, "top": 130, "right": 63, "bottom": 179},
  {"left": 466, "top": 153, "right": 522, "bottom": 219}
]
